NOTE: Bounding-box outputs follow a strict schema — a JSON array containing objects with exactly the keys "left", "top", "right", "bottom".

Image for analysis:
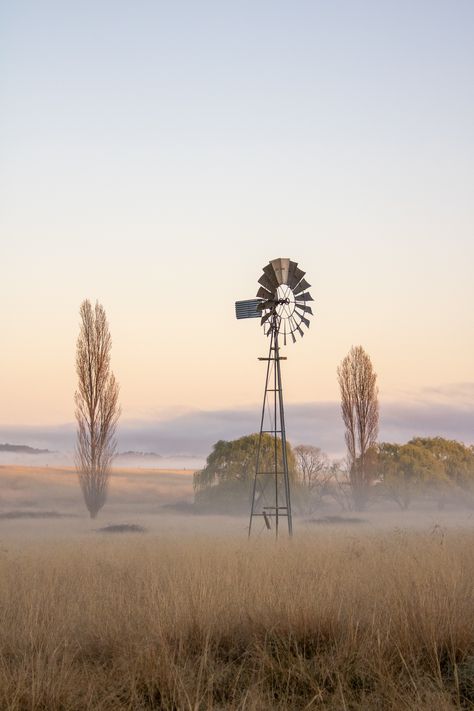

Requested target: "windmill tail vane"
[{"left": 235, "top": 258, "right": 315, "bottom": 537}]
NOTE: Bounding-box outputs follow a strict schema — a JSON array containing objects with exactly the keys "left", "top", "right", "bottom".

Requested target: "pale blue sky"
[{"left": 1, "top": 1, "right": 473, "bottom": 424}]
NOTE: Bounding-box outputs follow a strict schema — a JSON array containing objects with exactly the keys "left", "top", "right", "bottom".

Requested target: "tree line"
[
  {"left": 194, "top": 434, "right": 474, "bottom": 514},
  {"left": 195, "top": 345, "right": 474, "bottom": 513},
  {"left": 72, "top": 299, "right": 473, "bottom": 517}
]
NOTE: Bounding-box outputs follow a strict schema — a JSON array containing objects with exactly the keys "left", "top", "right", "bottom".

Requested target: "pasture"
[{"left": 0, "top": 467, "right": 474, "bottom": 709}]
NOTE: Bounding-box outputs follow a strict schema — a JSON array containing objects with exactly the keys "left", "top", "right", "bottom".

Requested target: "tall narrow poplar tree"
[
  {"left": 75, "top": 300, "right": 120, "bottom": 518},
  {"left": 337, "top": 345, "right": 379, "bottom": 510}
]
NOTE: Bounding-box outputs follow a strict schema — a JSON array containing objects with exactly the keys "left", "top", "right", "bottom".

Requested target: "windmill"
[{"left": 235, "top": 258, "right": 314, "bottom": 537}]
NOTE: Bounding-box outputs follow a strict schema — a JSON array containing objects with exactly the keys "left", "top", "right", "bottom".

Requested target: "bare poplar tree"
[
  {"left": 75, "top": 300, "right": 120, "bottom": 518},
  {"left": 337, "top": 345, "right": 379, "bottom": 510},
  {"left": 295, "top": 445, "right": 328, "bottom": 488},
  {"left": 294, "top": 445, "right": 333, "bottom": 511}
]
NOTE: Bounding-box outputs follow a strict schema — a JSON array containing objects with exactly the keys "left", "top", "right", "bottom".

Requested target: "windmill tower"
[{"left": 235, "top": 258, "right": 314, "bottom": 537}]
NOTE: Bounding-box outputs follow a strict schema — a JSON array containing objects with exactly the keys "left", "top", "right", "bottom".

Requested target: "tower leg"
[
  {"left": 248, "top": 318, "right": 293, "bottom": 538},
  {"left": 248, "top": 329, "right": 274, "bottom": 537},
  {"left": 275, "top": 331, "right": 293, "bottom": 536}
]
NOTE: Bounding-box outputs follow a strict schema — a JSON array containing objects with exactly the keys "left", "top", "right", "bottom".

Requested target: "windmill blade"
[
  {"left": 293, "top": 278, "right": 311, "bottom": 296},
  {"left": 299, "top": 315, "right": 310, "bottom": 329},
  {"left": 258, "top": 273, "right": 278, "bottom": 294},
  {"left": 289, "top": 265, "right": 305, "bottom": 289},
  {"left": 295, "top": 292, "right": 314, "bottom": 302},
  {"left": 288, "top": 314, "right": 299, "bottom": 335},
  {"left": 286, "top": 261, "right": 299, "bottom": 288},
  {"left": 293, "top": 322, "right": 304, "bottom": 337},
  {"left": 295, "top": 303, "right": 313, "bottom": 315},
  {"left": 283, "top": 320, "right": 287, "bottom": 346},
  {"left": 262, "top": 264, "right": 279, "bottom": 290},
  {"left": 290, "top": 330, "right": 296, "bottom": 343},
  {"left": 256, "top": 286, "right": 273, "bottom": 300},
  {"left": 261, "top": 312, "right": 272, "bottom": 325},
  {"left": 270, "top": 257, "right": 290, "bottom": 285},
  {"left": 290, "top": 313, "right": 306, "bottom": 338},
  {"left": 280, "top": 258, "right": 290, "bottom": 284}
]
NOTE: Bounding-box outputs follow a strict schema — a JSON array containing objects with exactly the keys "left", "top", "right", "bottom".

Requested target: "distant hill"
[{"left": 0, "top": 443, "right": 52, "bottom": 454}]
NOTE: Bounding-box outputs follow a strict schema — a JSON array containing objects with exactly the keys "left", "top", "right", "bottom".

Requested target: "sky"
[{"left": 1, "top": 1, "right": 473, "bottom": 446}]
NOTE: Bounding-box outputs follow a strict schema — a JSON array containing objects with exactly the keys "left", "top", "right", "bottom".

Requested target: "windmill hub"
[{"left": 273, "top": 285, "right": 296, "bottom": 319}]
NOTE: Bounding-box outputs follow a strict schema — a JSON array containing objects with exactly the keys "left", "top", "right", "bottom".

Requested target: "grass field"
[
  {"left": 0, "top": 529, "right": 473, "bottom": 710},
  {"left": 1, "top": 466, "right": 474, "bottom": 709}
]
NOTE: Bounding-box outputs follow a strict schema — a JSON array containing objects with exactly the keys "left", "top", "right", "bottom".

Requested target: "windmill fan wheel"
[{"left": 256, "top": 258, "right": 314, "bottom": 344}]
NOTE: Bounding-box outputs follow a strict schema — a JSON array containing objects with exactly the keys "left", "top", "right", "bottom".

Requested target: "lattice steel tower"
[{"left": 235, "top": 258, "right": 314, "bottom": 537}]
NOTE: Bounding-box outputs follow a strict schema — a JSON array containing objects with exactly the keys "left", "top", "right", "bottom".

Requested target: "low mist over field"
[
  {"left": 1, "top": 462, "right": 473, "bottom": 539},
  {"left": 0, "top": 465, "right": 194, "bottom": 529}
]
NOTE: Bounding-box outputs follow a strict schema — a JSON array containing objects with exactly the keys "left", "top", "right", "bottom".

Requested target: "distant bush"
[
  {"left": 376, "top": 437, "right": 474, "bottom": 510},
  {"left": 96, "top": 524, "right": 146, "bottom": 534},
  {"left": 0, "top": 510, "right": 74, "bottom": 520}
]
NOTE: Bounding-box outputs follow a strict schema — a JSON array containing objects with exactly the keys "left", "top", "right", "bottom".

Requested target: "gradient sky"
[{"left": 1, "top": 1, "right": 473, "bottom": 427}]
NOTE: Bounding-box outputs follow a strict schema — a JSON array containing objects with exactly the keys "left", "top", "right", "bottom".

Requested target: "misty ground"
[{"left": 0, "top": 465, "right": 473, "bottom": 541}]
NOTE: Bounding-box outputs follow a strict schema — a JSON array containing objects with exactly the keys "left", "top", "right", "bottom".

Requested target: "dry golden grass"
[{"left": 0, "top": 530, "right": 473, "bottom": 710}]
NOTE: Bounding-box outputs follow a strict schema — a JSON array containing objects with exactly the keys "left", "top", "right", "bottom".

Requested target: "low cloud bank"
[{"left": 1, "top": 392, "right": 473, "bottom": 463}]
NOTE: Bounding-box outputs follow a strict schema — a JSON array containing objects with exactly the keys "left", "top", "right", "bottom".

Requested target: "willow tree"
[
  {"left": 337, "top": 345, "right": 379, "bottom": 510},
  {"left": 75, "top": 300, "right": 120, "bottom": 518},
  {"left": 193, "top": 434, "right": 296, "bottom": 511}
]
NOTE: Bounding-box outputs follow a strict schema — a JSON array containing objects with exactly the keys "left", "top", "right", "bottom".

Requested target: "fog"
[
  {"left": 1, "top": 391, "right": 474, "bottom": 465},
  {"left": 0, "top": 450, "right": 205, "bottom": 470},
  {"left": 1, "top": 462, "right": 473, "bottom": 545}
]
